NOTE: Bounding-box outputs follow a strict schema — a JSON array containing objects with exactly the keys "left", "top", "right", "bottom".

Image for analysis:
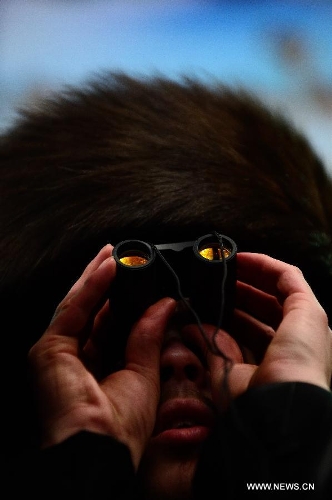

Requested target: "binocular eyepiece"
[{"left": 107, "top": 233, "right": 237, "bottom": 369}]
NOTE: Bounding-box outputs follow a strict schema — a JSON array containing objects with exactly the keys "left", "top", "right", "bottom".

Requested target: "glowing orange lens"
[
  {"left": 119, "top": 254, "right": 149, "bottom": 267},
  {"left": 199, "top": 245, "right": 231, "bottom": 261}
]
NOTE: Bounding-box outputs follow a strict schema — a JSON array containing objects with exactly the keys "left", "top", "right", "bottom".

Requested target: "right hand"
[{"left": 28, "top": 244, "right": 176, "bottom": 469}]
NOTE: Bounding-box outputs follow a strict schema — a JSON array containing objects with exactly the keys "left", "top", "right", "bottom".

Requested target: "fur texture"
[{"left": 1, "top": 72, "right": 332, "bottom": 345}]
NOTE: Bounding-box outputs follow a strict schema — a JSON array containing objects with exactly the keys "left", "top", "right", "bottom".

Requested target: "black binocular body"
[{"left": 108, "top": 233, "right": 237, "bottom": 369}]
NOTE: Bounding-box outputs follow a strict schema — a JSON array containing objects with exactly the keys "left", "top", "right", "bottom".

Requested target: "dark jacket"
[{"left": 12, "top": 382, "right": 332, "bottom": 499}]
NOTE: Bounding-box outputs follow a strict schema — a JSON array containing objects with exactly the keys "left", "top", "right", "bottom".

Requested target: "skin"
[{"left": 28, "top": 244, "right": 332, "bottom": 499}]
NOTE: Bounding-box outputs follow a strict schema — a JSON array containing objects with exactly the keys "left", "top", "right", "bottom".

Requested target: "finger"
[
  {"left": 125, "top": 298, "right": 177, "bottom": 376},
  {"left": 236, "top": 280, "right": 283, "bottom": 329},
  {"left": 48, "top": 256, "right": 116, "bottom": 338},
  {"left": 231, "top": 308, "right": 274, "bottom": 363},
  {"left": 83, "top": 300, "right": 111, "bottom": 371},
  {"left": 237, "top": 253, "right": 332, "bottom": 388},
  {"left": 181, "top": 324, "right": 255, "bottom": 410},
  {"left": 68, "top": 244, "right": 113, "bottom": 296},
  {"left": 237, "top": 252, "right": 315, "bottom": 303},
  {"left": 237, "top": 252, "right": 329, "bottom": 352},
  {"left": 209, "top": 361, "right": 258, "bottom": 411},
  {"left": 260, "top": 305, "right": 332, "bottom": 388},
  {"left": 182, "top": 323, "right": 244, "bottom": 367}
]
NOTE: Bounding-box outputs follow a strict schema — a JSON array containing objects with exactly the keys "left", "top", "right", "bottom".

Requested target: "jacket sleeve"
[
  {"left": 193, "top": 382, "right": 332, "bottom": 499},
  {"left": 16, "top": 431, "right": 140, "bottom": 500}
]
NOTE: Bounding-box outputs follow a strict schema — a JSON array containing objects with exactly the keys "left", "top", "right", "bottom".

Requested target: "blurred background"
[{"left": 1, "top": 0, "right": 331, "bottom": 172}]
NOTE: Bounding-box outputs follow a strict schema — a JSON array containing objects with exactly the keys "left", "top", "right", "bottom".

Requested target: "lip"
[{"left": 152, "top": 398, "right": 216, "bottom": 446}]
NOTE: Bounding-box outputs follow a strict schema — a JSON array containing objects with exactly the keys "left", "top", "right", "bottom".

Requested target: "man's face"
[{"left": 138, "top": 306, "right": 244, "bottom": 500}]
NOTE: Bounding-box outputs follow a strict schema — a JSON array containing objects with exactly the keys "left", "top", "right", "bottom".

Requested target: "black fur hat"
[{"left": 1, "top": 72, "right": 332, "bottom": 345}]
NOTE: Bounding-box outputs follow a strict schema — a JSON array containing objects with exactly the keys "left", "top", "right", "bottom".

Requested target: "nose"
[{"left": 160, "top": 338, "right": 207, "bottom": 386}]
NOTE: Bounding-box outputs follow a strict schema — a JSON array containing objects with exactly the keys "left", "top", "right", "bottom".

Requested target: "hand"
[
  {"left": 235, "top": 252, "right": 332, "bottom": 387},
  {"left": 185, "top": 253, "right": 332, "bottom": 409},
  {"left": 28, "top": 244, "right": 176, "bottom": 469}
]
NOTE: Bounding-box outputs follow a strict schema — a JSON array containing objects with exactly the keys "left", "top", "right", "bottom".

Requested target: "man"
[
  {"left": 1, "top": 73, "right": 332, "bottom": 497},
  {"left": 27, "top": 245, "right": 332, "bottom": 499}
]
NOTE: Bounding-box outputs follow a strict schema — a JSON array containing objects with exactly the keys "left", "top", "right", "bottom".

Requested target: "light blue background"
[{"left": 1, "top": 0, "right": 331, "bottom": 171}]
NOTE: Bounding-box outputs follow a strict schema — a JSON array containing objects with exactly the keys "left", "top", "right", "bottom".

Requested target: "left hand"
[
  {"left": 183, "top": 252, "right": 332, "bottom": 410},
  {"left": 28, "top": 244, "right": 176, "bottom": 469}
]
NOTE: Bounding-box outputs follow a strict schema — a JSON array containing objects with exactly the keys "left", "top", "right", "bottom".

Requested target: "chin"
[{"left": 137, "top": 445, "right": 199, "bottom": 500}]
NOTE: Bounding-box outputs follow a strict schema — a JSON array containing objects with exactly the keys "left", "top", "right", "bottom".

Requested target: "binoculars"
[{"left": 108, "top": 233, "right": 237, "bottom": 368}]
